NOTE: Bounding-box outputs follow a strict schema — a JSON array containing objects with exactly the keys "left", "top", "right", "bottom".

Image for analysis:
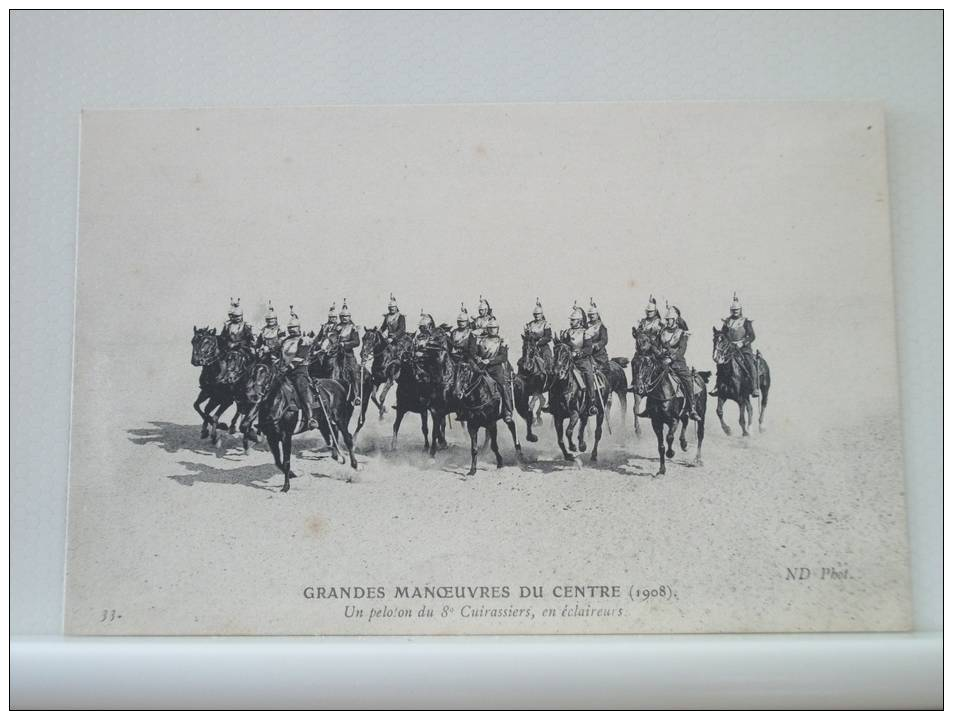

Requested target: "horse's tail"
[{"left": 757, "top": 354, "right": 771, "bottom": 405}]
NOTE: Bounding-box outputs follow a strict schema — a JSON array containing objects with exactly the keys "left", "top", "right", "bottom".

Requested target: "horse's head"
[
  {"left": 712, "top": 327, "right": 732, "bottom": 365},
  {"left": 245, "top": 360, "right": 277, "bottom": 404},
  {"left": 191, "top": 326, "right": 218, "bottom": 366},
  {"left": 451, "top": 358, "right": 478, "bottom": 402},
  {"left": 360, "top": 327, "right": 383, "bottom": 362},
  {"left": 220, "top": 346, "right": 252, "bottom": 384},
  {"left": 552, "top": 342, "right": 574, "bottom": 381},
  {"left": 634, "top": 329, "right": 654, "bottom": 355}
]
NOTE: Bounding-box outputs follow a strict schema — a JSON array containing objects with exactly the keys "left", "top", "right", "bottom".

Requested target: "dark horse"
[
  {"left": 515, "top": 334, "right": 553, "bottom": 443},
  {"left": 629, "top": 329, "right": 656, "bottom": 436},
  {"left": 391, "top": 327, "right": 451, "bottom": 455},
  {"left": 190, "top": 326, "right": 235, "bottom": 445},
  {"left": 450, "top": 358, "right": 524, "bottom": 476},
  {"left": 354, "top": 327, "right": 403, "bottom": 434},
  {"left": 637, "top": 356, "right": 710, "bottom": 477},
  {"left": 549, "top": 343, "right": 607, "bottom": 462},
  {"left": 711, "top": 329, "right": 771, "bottom": 436},
  {"left": 217, "top": 344, "right": 263, "bottom": 453},
  {"left": 247, "top": 360, "right": 358, "bottom": 493}
]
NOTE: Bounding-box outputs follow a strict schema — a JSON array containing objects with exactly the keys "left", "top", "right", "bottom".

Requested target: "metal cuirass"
[
  {"left": 260, "top": 325, "right": 283, "bottom": 350},
  {"left": 525, "top": 320, "right": 549, "bottom": 338},
  {"left": 724, "top": 316, "right": 747, "bottom": 344},
  {"left": 565, "top": 327, "right": 585, "bottom": 351},
  {"left": 476, "top": 335, "right": 502, "bottom": 359},
  {"left": 638, "top": 316, "right": 662, "bottom": 337},
  {"left": 451, "top": 327, "right": 470, "bottom": 353},
  {"left": 659, "top": 327, "right": 683, "bottom": 350}
]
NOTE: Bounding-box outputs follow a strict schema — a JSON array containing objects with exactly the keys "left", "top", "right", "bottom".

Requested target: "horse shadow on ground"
[
  {"left": 127, "top": 421, "right": 258, "bottom": 459},
  {"left": 168, "top": 460, "right": 281, "bottom": 492}
]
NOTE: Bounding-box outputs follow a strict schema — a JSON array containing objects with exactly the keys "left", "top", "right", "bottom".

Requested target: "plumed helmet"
[
  {"left": 228, "top": 297, "right": 243, "bottom": 319},
  {"left": 388, "top": 292, "right": 398, "bottom": 308},
  {"left": 265, "top": 300, "right": 277, "bottom": 325},
  {"left": 645, "top": 294, "right": 658, "bottom": 315},
  {"left": 418, "top": 310, "right": 434, "bottom": 328},
  {"left": 730, "top": 292, "right": 742, "bottom": 313},
  {"left": 457, "top": 302, "right": 469, "bottom": 322},
  {"left": 327, "top": 301, "right": 337, "bottom": 320},
  {"left": 664, "top": 301, "right": 678, "bottom": 321},
  {"left": 587, "top": 297, "right": 599, "bottom": 318},
  {"left": 288, "top": 305, "right": 300, "bottom": 330},
  {"left": 478, "top": 295, "right": 490, "bottom": 313},
  {"left": 339, "top": 298, "right": 350, "bottom": 317},
  {"left": 533, "top": 297, "right": 544, "bottom": 316},
  {"left": 484, "top": 316, "right": 499, "bottom": 333},
  {"left": 569, "top": 301, "right": 585, "bottom": 322}
]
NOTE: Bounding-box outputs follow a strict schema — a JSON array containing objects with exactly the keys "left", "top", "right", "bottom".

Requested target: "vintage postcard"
[{"left": 64, "top": 102, "right": 911, "bottom": 634}]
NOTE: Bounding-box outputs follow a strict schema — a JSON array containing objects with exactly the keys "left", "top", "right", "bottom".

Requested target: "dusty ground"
[{"left": 65, "top": 389, "right": 911, "bottom": 635}]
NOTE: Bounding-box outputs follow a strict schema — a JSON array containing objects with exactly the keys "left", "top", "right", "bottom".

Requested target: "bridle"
[{"left": 192, "top": 333, "right": 219, "bottom": 366}]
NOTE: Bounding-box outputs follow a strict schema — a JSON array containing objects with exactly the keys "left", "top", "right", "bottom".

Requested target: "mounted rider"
[
  {"left": 380, "top": 293, "right": 406, "bottom": 344},
  {"left": 467, "top": 315, "right": 514, "bottom": 423},
  {"left": 585, "top": 299, "right": 610, "bottom": 415},
  {"left": 316, "top": 302, "right": 339, "bottom": 352},
  {"left": 335, "top": 299, "right": 362, "bottom": 405},
  {"left": 558, "top": 302, "right": 599, "bottom": 416},
  {"left": 658, "top": 303, "right": 700, "bottom": 420},
  {"left": 280, "top": 306, "right": 318, "bottom": 430},
  {"left": 717, "top": 292, "right": 759, "bottom": 397},
  {"left": 255, "top": 301, "right": 285, "bottom": 362},
  {"left": 632, "top": 294, "right": 663, "bottom": 349},
  {"left": 522, "top": 297, "right": 554, "bottom": 372},
  {"left": 449, "top": 303, "right": 473, "bottom": 362},
  {"left": 470, "top": 296, "right": 494, "bottom": 336},
  {"left": 221, "top": 297, "right": 254, "bottom": 351}
]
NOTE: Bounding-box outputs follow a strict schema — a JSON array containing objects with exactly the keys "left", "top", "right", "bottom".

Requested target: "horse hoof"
[
  {"left": 579, "top": 442, "right": 587, "bottom": 453},
  {"left": 289, "top": 471, "right": 297, "bottom": 479},
  {"left": 228, "top": 426, "right": 237, "bottom": 435},
  {"left": 694, "top": 458, "right": 703, "bottom": 466},
  {"left": 526, "top": 433, "right": 538, "bottom": 443},
  {"left": 280, "top": 485, "right": 290, "bottom": 493},
  {"left": 590, "top": 453, "right": 598, "bottom": 462},
  {"left": 496, "top": 462, "right": 504, "bottom": 469},
  {"left": 742, "top": 431, "right": 750, "bottom": 438},
  {"left": 653, "top": 470, "right": 665, "bottom": 478},
  {"left": 666, "top": 449, "right": 675, "bottom": 459},
  {"left": 723, "top": 427, "right": 732, "bottom": 436},
  {"left": 200, "top": 430, "right": 209, "bottom": 439},
  {"left": 680, "top": 440, "right": 688, "bottom": 452},
  {"left": 466, "top": 469, "right": 476, "bottom": 477},
  {"left": 564, "top": 454, "right": 575, "bottom": 461}
]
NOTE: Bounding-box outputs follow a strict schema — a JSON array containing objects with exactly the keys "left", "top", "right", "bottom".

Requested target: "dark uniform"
[
  {"left": 467, "top": 318, "right": 513, "bottom": 422},
  {"left": 658, "top": 311, "right": 699, "bottom": 419},
  {"left": 560, "top": 306, "right": 599, "bottom": 415},
  {"left": 335, "top": 302, "right": 361, "bottom": 404},
  {"left": 381, "top": 294, "right": 406, "bottom": 344}
]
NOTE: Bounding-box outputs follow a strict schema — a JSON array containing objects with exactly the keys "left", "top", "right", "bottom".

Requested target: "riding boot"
[
  {"left": 679, "top": 376, "right": 700, "bottom": 421},
  {"left": 749, "top": 355, "right": 760, "bottom": 397},
  {"left": 582, "top": 368, "right": 598, "bottom": 416}
]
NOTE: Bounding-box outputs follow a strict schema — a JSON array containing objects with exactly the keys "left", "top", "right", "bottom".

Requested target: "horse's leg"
[
  {"left": 652, "top": 417, "right": 666, "bottom": 477},
  {"left": 555, "top": 417, "right": 572, "bottom": 461},
  {"left": 746, "top": 398, "right": 755, "bottom": 437},
  {"left": 194, "top": 391, "right": 211, "bottom": 437},
  {"left": 428, "top": 409, "right": 439, "bottom": 459},
  {"left": 504, "top": 417, "right": 522, "bottom": 463},
  {"left": 695, "top": 414, "right": 705, "bottom": 466},
  {"left": 758, "top": 384, "right": 768, "bottom": 433},
  {"left": 739, "top": 397, "right": 750, "bottom": 437},
  {"left": 356, "top": 382, "right": 371, "bottom": 434},
  {"left": 717, "top": 396, "right": 731, "bottom": 436},
  {"left": 577, "top": 414, "right": 588, "bottom": 453},
  {"left": 617, "top": 388, "right": 627, "bottom": 433},
  {"left": 228, "top": 408, "right": 240, "bottom": 435},
  {"left": 523, "top": 404, "right": 538, "bottom": 444},
  {"left": 467, "top": 422, "right": 479, "bottom": 476},
  {"left": 420, "top": 410, "right": 430, "bottom": 451},
  {"left": 336, "top": 413, "right": 358, "bottom": 474},
  {"left": 567, "top": 411, "right": 579, "bottom": 452},
  {"left": 391, "top": 408, "right": 406, "bottom": 450},
  {"left": 632, "top": 394, "right": 641, "bottom": 436},
  {"left": 485, "top": 421, "right": 502, "bottom": 469},
  {"left": 665, "top": 420, "right": 676, "bottom": 459},
  {"left": 378, "top": 379, "right": 394, "bottom": 419},
  {"left": 590, "top": 410, "right": 603, "bottom": 462},
  {"left": 281, "top": 427, "right": 294, "bottom": 493},
  {"left": 679, "top": 415, "right": 689, "bottom": 452},
  {"left": 209, "top": 400, "right": 231, "bottom": 446},
  {"left": 201, "top": 397, "right": 218, "bottom": 439}
]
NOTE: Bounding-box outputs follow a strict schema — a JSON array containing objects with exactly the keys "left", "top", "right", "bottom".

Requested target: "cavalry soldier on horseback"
[
  {"left": 659, "top": 303, "right": 700, "bottom": 420},
  {"left": 470, "top": 296, "right": 494, "bottom": 336},
  {"left": 716, "top": 292, "right": 759, "bottom": 397},
  {"left": 450, "top": 303, "right": 472, "bottom": 362},
  {"left": 256, "top": 301, "right": 285, "bottom": 360},
  {"left": 413, "top": 311, "right": 436, "bottom": 353},
  {"left": 585, "top": 299, "right": 610, "bottom": 416},
  {"left": 467, "top": 315, "right": 514, "bottom": 423},
  {"left": 380, "top": 293, "right": 406, "bottom": 344},
  {"left": 316, "top": 302, "right": 339, "bottom": 354},
  {"left": 522, "top": 298, "right": 554, "bottom": 372},
  {"left": 334, "top": 299, "right": 361, "bottom": 406},
  {"left": 632, "top": 294, "right": 663, "bottom": 346},
  {"left": 281, "top": 306, "right": 318, "bottom": 430},
  {"left": 221, "top": 297, "right": 254, "bottom": 350},
  {"left": 557, "top": 303, "right": 599, "bottom": 416}
]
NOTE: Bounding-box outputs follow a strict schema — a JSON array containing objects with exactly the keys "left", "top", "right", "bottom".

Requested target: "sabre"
[{"left": 313, "top": 383, "right": 344, "bottom": 464}]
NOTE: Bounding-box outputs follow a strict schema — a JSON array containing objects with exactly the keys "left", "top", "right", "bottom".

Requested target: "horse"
[
  {"left": 391, "top": 328, "right": 451, "bottom": 455},
  {"left": 629, "top": 329, "right": 657, "bottom": 436},
  {"left": 450, "top": 358, "right": 524, "bottom": 476},
  {"left": 636, "top": 356, "right": 710, "bottom": 477},
  {"left": 247, "top": 361, "right": 357, "bottom": 493},
  {"left": 354, "top": 327, "right": 402, "bottom": 434},
  {"left": 217, "top": 343, "right": 262, "bottom": 453},
  {"left": 710, "top": 329, "right": 771, "bottom": 436},
  {"left": 190, "top": 326, "right": 235, "bottom": 445},
  {"left": 515, "top": 335, "right": 553, "bottom": 443},
  {"left": 548, "top": 342, "right": 608, "bottom": 463},
  {"left": 602, "top": 357, "right": 630, "bottom": 431}
]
